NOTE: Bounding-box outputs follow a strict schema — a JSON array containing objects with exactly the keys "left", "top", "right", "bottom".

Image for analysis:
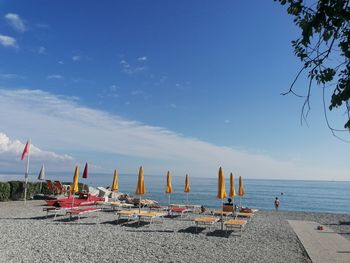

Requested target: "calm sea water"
[{"left": 1, "top": 173, "right": 350, "bottom": 213}]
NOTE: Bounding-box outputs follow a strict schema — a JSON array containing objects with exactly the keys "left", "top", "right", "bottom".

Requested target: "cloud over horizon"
[{"left": 0, "top": 88, "right": 347, "bottom": 180}]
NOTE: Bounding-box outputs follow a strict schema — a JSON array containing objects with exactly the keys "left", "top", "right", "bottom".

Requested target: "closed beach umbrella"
[
  {"left": 71, "top": 166, "right": 79, "bottom": 207},
  {"left": 38, "top": 164, "right": 46, "bottom": 180},
  {"left": 71, "top": 166, "right": 79, "bottom": 194},
  {"left": 165, "top": 171, "right": 172, "bottom": 205},
  {"left": 238, "top": 176, "right": 245, "bottom": 208},
  {"left": 217, "top": 167, "right": 226, "bottom": 230},
  {"left": 135, "top": 166, "right": 145, "bottom": 212},
  {"left": 112, "top": 169, "right": 119, "bottom": 201},
  {"left": 217, "top": 167, "right": 226, "bottom": 200},
  {"left": 37, "top": 164, "right": 45, "bottom": 193},
  {"left": 184, "top": 174, "right": 190, "bottom": 204},
  {"left": 82, "top": 162, "right": 88, "bottom": 192},
  {"left": 229, "top": 173, "right": 236, "bottom": 198},
  {"left": 82, "top": 162, "right": 88, "bottom": 179}
]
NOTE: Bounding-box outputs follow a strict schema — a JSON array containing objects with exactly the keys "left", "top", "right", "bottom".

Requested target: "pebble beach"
[{"left": 1, "top": 201, "right": 350, "bottom": 263}]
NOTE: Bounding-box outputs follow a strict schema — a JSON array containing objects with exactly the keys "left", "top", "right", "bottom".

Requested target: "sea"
[{"left": 1, "top": 173, "right": 350, "bottom": 214}]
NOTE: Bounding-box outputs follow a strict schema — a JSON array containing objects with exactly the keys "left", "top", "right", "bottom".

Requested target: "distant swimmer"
[{"left": 281, "top": 192, "right": 284, "bottom": 195}]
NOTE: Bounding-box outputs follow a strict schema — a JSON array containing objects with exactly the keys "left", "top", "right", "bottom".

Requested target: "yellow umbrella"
[
  {"left": 238, "top": 176, "right": 245, "bottom": 207},
  {"left": 217, "top": 167, "right": 226, "bottom": 230},
  {"left": 112, "top": 169, "right": 119, "bottom": 201},
  {"left": 71, "top": 165, "right": 79, "bottom": 207},
  {"left": 229, "top": 173, "right": 236, "bottom": 198},
  {"left": 135, "top": 166, "right": 145, "bottom": 212},
  {"left": 184, "top": 174, "right": 190, "bottom": 204},
  {"left": 217, "top": 167, "right": 226, "bottom": 200},
  {"left": 71, "top": 165, "right": 79, "bottom": 194},
  {"left": 165, "top": 171, "right": 172, "bottom": 205}
]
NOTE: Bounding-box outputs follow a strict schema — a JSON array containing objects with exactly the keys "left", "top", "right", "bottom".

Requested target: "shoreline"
[{"left": 1, "top": 201, "right": 349, "bottom": 262}]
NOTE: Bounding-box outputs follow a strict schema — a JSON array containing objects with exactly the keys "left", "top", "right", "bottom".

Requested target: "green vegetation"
[
  {"left": 275, "top": 0, "right": 350, "bottom": 134},
  {"left": 0, "top": 181, "right": 88, "bottom": 201}
]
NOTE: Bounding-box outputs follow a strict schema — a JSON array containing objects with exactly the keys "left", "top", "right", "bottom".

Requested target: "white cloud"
[
  {"left": 120, "top": 59, "right": 147, "bottom": 74},
  {"left": 0, "top": 34, "right": 17, "bottom": 48},
  {"left": 72, "top": 55, "right": 80, "bottom": 61},
  {"left": 0, "top": 73, "right": 18, "bottom": 79},
  {"left": 5, "top": 13, "right": 26, "bottom": 32},
  {"left": 58, "top": 61, "right": 64, "bottom": 65},
  {"left": 38, "top": 46, "right": 46, "bottom": 54},
  {"left": 131, "top": 89, "right": 143, "bottom": 96},
  {"left": 47, "top": 74, "right": 63, "bottom": 80},
  {"left": 0, "top": 133, "right": 73, "bottom": 161},
  {"left": 138, "top": 56, "right": 147, "bottom": 61},
  {"left": 0, "top": 88, "right": 348, "bottom": 180}
]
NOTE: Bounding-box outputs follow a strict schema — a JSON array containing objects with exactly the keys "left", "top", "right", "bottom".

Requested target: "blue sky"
[{"left": 0, "top": 0, "right": 348, "bottom": 181}]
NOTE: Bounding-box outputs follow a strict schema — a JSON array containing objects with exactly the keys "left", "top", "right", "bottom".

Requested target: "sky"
[{"left": 0, "top": 0, "right": 349, "bottom": 181}]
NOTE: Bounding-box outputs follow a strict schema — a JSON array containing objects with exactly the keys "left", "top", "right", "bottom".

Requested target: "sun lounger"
[
  {"left": 46, "top": 180, "right": 57, "bottom": 195},
  {"left": 54, "top": 181, "right": 67, "bottom": 195},
  {"left": 149, "top": 205, "right": 168, "bottom": 211},
  {"left": 224, "top": 219, "right": 247, "bottom": 236},
  {"left": 116, "top": 209, "right": 141, "bottom": 222},
  {"left": 43, "top": 206, "right": 74, "bottom": 219},
  {"left": 170, "top": 207, "right": 192, "bottom": 217},
  {"left": 66, "top": 207, "right": 101, "bottom": 220},
  {"left": 212, "top": 210, "right": 233, "bottom": 217},
  {"left": 194, "top": 216, "right": 220, "bottom": 233},
  {"left": 138, "top": 211, "right": 167, "bottom": 225},
  {"left": 236, "top": 212, "right": 254, "bottom": 221}
]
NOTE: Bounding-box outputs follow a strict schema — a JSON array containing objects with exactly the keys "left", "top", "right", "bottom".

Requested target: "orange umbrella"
[
  {"left": 217, "top": 167, "right": 226, "bottom": 230},
  {"left": 135, "top": 166, "right": 145, "bottom": 212},
  {"left": 184, "top": 174, "right": 190, "bottom": 204},
  {"left": 112, "top": 169, "right": 119, "bottom": 201},
  {"left": 165, "top": 171, "right": 172, "bottom": 205},
  {"left": 238, "top": 176, "right": 245, "bottom": 207}
]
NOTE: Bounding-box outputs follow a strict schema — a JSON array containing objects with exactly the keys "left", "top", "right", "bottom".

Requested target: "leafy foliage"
[
  {"left": 0, "top": 182, "right": 10, "bottom": 201},
  {"left": 275, "top": 0, "right": 350, "bottom": 132}
]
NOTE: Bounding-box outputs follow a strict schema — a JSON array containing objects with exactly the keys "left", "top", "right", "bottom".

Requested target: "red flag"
[
  {"left": 21, "top": 141, "right": 30, "bottom": 160},
  {"left": 82, "top": 162, "right": 88, "bottom": 179}
]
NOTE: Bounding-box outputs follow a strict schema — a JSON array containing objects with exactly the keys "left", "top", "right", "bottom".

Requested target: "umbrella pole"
[
  {"left": 186, "top": 193, "right": 188, "bottom": 205},
  {"left": 139, "top": 195, "right": 141, "bottom": 213},
  {"left": 39, "top": 181, "right": 42, "bottom": 194},
  {"left": 221, "top": 199, "right": 224, "bottom": 230},
  {"left": 82, "top": 182, "right": 85, "bottom": 193},
  {"left": 168, "top": 194, "right": 171, "bottom": 206}
]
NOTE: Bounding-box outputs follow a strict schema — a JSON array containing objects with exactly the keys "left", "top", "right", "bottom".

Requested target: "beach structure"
[
  {"left": 217, "top": 167, "right": 227, "bottom": 230},
  {"left": 238, "top": 176, "right": 245, "bottom": 208},
  {"left": 165, "top": 171, "right": 172, "bottom": 205},
  {"left": 21, "top": 139, "right": 31, "bottom": 204},
  {"left": 184, "top": 174, "right": 190, "bottom": 204},
  {"left": 112, "top": 169, "right": 119, "bottom": 202},
  {"left": 135, "top": 166, "right": 145, "bottom": 213},
  {"left": 37, "top": 164, "right": 45, "bottom": 193}
]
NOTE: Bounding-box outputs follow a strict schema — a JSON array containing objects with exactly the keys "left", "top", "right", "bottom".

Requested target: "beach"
[{"left": 1, "top": 201, "right": 349, "bottom": 262}]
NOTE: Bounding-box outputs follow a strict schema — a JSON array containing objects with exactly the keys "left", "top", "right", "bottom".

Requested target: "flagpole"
[{"left": 24, "top": 140, "right": 31, "bottom": 204}]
